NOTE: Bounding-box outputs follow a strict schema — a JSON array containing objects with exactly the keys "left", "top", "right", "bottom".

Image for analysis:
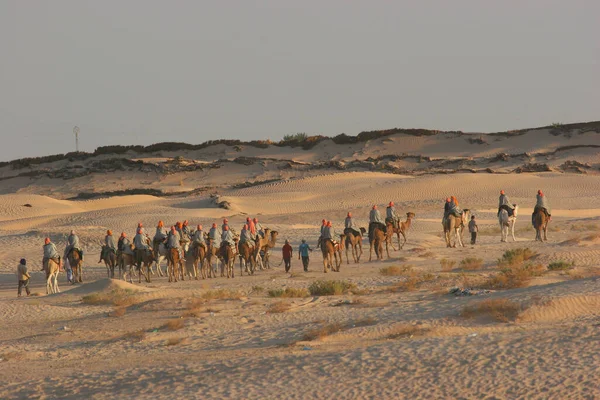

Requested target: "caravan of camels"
[{"left": 40, "top": 190, "right": 551, "bottom": 292}]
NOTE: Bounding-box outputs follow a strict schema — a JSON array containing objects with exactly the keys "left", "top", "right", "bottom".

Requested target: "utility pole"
[{"left": 73, "top": 126, "right": 80, "bottom": 152}]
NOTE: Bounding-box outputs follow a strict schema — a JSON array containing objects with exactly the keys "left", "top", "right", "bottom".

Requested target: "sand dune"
[{"left": 1, "top": 124, "right": 600, "bottom": 398}]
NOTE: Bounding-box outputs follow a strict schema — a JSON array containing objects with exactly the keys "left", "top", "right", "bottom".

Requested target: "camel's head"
[
  {"left": 271, "top": 231, "right": 278, "bottom": 238},
  {"left": 360, "top": 227, "right": 367, "bottom": 234},
  {"left": 407, "top": 212, "right": 415, "bottom": 218}
]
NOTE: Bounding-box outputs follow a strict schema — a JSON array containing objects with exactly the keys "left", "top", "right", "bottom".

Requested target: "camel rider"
[
  {"left": 64, "top": 230, "right": 83, "bottom": 262},
  {"left": 443, "top": 197, "right": 463, "bottom": 225},
  {"left": 192, "top": 224, "right": 207, "bottom": 249},
  {"left": 153, "top": 220, "right": 167, "bottom": 254},
  {"left": 222, "top": 218, "right": 229, "bottom": 234},
  {"left": 344, "top": 212, "right": 360, "bottom": 237},
  {"left": 239, "top": 224, "right": 253, "bottom": 248},
  {"left": 137, "top": 222, "right": 145, "bottom": 236},
  {"left": 253, "top": 218, "right": 264, "bottom": 238},
  {"left": 98, "top": 230, "right": 116, "bottom": 263},
  {"left": 498, "top": 190, "right": 515, "bottom": 216},
  {"left": 317, "top": 219, "right": 327, "bottom": 249},
  {"left": 133, "top": 227, "right": 151, "bottom": 266},
  {"left": 322, "top": 221, "right": 338, "bottom": 246},
  {"left": 221, "top": 225, "right": 236, "bottom": 256},
  {"left": 42, "top": 237, "right": 60, "bottom": 273},
  {"left": 120, "top": 232, "right": 134, "bottom": 256},
  {"left": 208, "top": 223, "right": 220, "bottom": 246},
  {"left": 247, "top": 218, "right": 257, "bottom": 240},
  {"left": 167, "top": 226, "right": 184, "bottom": 260},
  {"left": 369, "top": 205, "right": 386, "bottom": 241},
  {"left": 182, "top": 220, "right": 191, "bottom": 237},
  {"left": 386, "top": 202, "right": 400, "bottom": 228},
  {"left": 533, "top": 190, "right": 551, "bottom": 225}
]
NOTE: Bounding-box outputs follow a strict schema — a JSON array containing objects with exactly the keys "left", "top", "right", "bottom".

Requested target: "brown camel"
[
  {"left": 206, "top": 239, "right": 220, "bottom": 278},
  {"left": 321, "top": 238, "right": 341, "bottom": 273},
  {"left": 341, "top": 227, "right": 366, "bottom": 264},
  {"left": 369, "top": 227, "right": 388, "bottom": 261},
  {"left": 239, "top": 241, "right": 256, "bottom": 276},
  {"left": 167, "top": 248, "right": 183, "bottom": 282},
  {"left": 67, "top": 250, "right": 83, "bottom": 283},
  {"left": 386, "top": 212, "right": 415, "bottom": 250},
  {"left": 533, "top": 208, "right": 549, "bottom": 242},
  {"left": 220, "top": 243, "right": 236, "bottom": 278},
  {"left": 45, "top": 258, "right": 60, "bottom": 294},
  {"left": 189, "top": 244, "right": 207, "bottom": 280},
  {"left": 100, "top": 249, "right": 117, "bottom": 279},
  {"left": 255, "top": 229, "right": 278, "bottom": 269},
  {"left": 121, "top": 249, "right": 153, "bottom": 283},
  {"left": 443, "top": 209, "right": 470, "bottom": 248}
]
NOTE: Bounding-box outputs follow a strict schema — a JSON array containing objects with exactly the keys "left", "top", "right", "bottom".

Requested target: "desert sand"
[{"left": 1, "top": 123, "right": 599, "bottom": 399}]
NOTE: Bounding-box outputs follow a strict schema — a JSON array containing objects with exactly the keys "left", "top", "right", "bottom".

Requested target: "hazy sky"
[{"left": 1, "top": 1, "right": 598, "bottom": 161}]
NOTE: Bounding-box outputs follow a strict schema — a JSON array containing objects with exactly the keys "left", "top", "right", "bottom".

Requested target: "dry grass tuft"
[
  {"left": 162, "top": 318, "right": 185, "bottom": 331},
  {"left": 482, "top": 262, "right": 545, "bottom": 290},
  {"left": 440, "top": 258, "right": 456, "bottom": 272},
  {"left": 379, "top": 265, "right": 414, "bottom": 276},
  {"left": 303, "top": 322, "right": 345, "bottom": 341},
  {"left": 570, "top": 223, "right": 600, "bottom": 232},
  {"left": 461, "top": 298, "right": 523, "bottom": 323},
  {"left": 268, "top": 288, "right": 309, "bottom": 298},
  {"left": 308, "top": 280, "right": 357, "bottom": 296},
  {"left": 267, "top": 301, "right": 291, "bottom": 314},
  {"left": 122, "top": 330, "right": 146, "bottom": 342},
  {"left": 497, "top": 248, "right": 538, "bottom": 267},
  {"left": 251, "top": 286, "right": 265, "bottom": 294},
  {"left": 200, "top": 289, "right": 243, "bottom": 301},
  {"left": 82, "top": 289, "right": 139, "bottom": 307},
  {"left": 459, "top": 257, "right": 484, "bottom": 271},
  {"left": 109, "top": 307, "right": 126, "bottom": 318},
  {"left": 165, "top": 337, "right": 187, "bottom": 346},
  {"left": 419, "top": 251, "right": 436, "bottom": 259},
  {"left": 387, "top": 324, "right": 430, "bottom": 339},
  {"left": 547, "top": 260, "right": 574, "bottom": 271}
]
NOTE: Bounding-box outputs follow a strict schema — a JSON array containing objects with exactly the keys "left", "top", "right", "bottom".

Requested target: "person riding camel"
[
  {"left": 120, "top": 232, "right": 134, "bottom": 256},
  {"left": 253, "top": 217, "right": 264, "bottom": 239},
  {"left": 64, "top": 230, "right": 83, "bottom": 262},
  {"left": 368, "top": 205, "right": 386, "bottom": 241},
  {"left": 166, "top": 226, "right": 184, "bottom": 261},
  {"left": 192, "top": 224, "right": 207, "bottom": 250},
  {"left": 533, "top": 190, "right": 551, "bottom": 225},
  {"left": 247, "top": 218, "right": 257, "bottom": 240},
  {"left": 317, "top": 219, "right": 327, "bottom": 249},
  {"left": 182, "top": 220, "right": 191, "bottom": 238},
  {"left": 208, "top": 223, "right": 220, "bottom": 246},
  {"left": 344, "top": 212, "right": 360, "bottom": 238},
  {"left": 137, "top": 222, "right": 145, "bottom": 236},
  {"left": 220, "top": 225, "right": 236, "bottom": 257},
  {"left": 239, "top": 224, "right": 253, "bottom": 248},
  {"left": 153, "top": 220, "right": 167, "bottom": 255},
  {"left": 443, "top": 196, "right": 463, "bottom": 225},
  {"left": 98, "top": 230, "right": 116, "bottom": 263},
  {"left": 221, "top": 218, "right": 229, "bottom": 234},
  {"left": 42, "top": 237, "right": 60, "bottom": 273},
  {"left": 133, "top": 227, "right": 151, "bottom": 267},
  {"left": 386, "top": 201, "right": 400, "bottom": 228},
  {"left": 498, "top": 190, "right": 515, "bottom": 216}
]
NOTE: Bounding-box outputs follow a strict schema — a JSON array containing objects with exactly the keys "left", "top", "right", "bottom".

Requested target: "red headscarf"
[{"left": 248, "top": 219, "right": 256, "bottom": 235}]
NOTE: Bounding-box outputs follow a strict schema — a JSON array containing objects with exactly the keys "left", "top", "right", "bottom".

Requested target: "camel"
[
  {"left": 206, "top": 239, "right": 220, "bottom": 278},
  {"left": 321, "top": 238, "right": 341, "bottom": 273},
  {"left": 533, "top": 208, "right": 549, "bottom": 242},
  {"left": 499, "top": 205, "right": 518, "bottom": 242},
  {"left": 444, "top": 209, "right": 470, "bottom": 248},
  {"left": 67, "top": 249, "right": 83, "bottom": 283},
  {"left": 239, "top": 241, "right": 256, "bottom": 276},
  {"left": 100, "top": 248, "right": 117, "bottom": 278},
  {"left": 386, "top": 212, "right": 415, "bottom": 250},
  {"left": 151, "top": 242, "right": 168, "bottom": 278},
  {"left": 167, "top": 248, "right": 183, "bottom": 282},
  {"left": 45, "top": 259, "right": 60, "bottom": 294},
  {"left": 121, "top": 249, "right": 153, "bottom": 283},
  {"left": 341, "top": 227, "right": 366, "bottom": 264},
  {"left": 188, "top": 244, "right": 207, "bottom": 280},
  {"left": 255, "top": 229, "right": 278, "bottom": 269},
  {"left": 220, "top": 243, "right": 236, "bottom": 278},
  {"left": 369, "top": 227, "right": 388, "bottom": 261}
]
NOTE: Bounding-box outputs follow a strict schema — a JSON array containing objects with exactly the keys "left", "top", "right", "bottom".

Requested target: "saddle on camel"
[{"left": 344, "top": 212, "right": 361, "bottom": 238}]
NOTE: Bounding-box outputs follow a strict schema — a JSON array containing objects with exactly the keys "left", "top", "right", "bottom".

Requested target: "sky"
[{"left": 1, "top": 0, "right": 598, "bottom": 161}]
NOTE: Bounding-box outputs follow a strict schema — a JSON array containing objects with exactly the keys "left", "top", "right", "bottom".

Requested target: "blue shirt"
[{"left": 299, "top": 243, "right": 311, "bottom": 257}]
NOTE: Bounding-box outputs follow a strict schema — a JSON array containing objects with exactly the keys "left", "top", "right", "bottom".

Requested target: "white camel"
[
  {"left": 45, "top": 259, "right": 60, "bottom": 294},
  {"left": 499, "top": 204, "right": 519, "bottom": 242}
]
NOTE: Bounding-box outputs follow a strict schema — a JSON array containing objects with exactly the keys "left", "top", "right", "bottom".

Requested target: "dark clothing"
[
  {"left": 18, "top": 279, "right": 30, "bottom": 296},
  {"left": 282, "top": 244, "right": 293, "bottom": 259},
  {"left": 498, "top": 204, "right": 515, "bottom": 217},
  {"left": 284, "top": 258, "right": 292, "bottom": 272},
  {"left": 368, "top": 222, "right": 386, "bottom": 241},
  {"left": 470, "top": 232, "right": 477, "bottom": 245},
  {"left": 301, "top": 256, "right": 309, "bottom": 271},
  {"left": 344, "top": 227, "right": 360, "bottom": 238}
]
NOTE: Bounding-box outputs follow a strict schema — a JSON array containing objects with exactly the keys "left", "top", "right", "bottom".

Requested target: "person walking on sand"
[
  {"left": 17, "top": 258, "right": 31, "bottom": 297},
  {"left": 469, "top": 215, "right": 479, "bottom": 245},
  {"left": 298, "top": 239, "right": 312, "bottom": 272},
  {"left": 282, "top": 239, "right": 293, "bottom": 272}
]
